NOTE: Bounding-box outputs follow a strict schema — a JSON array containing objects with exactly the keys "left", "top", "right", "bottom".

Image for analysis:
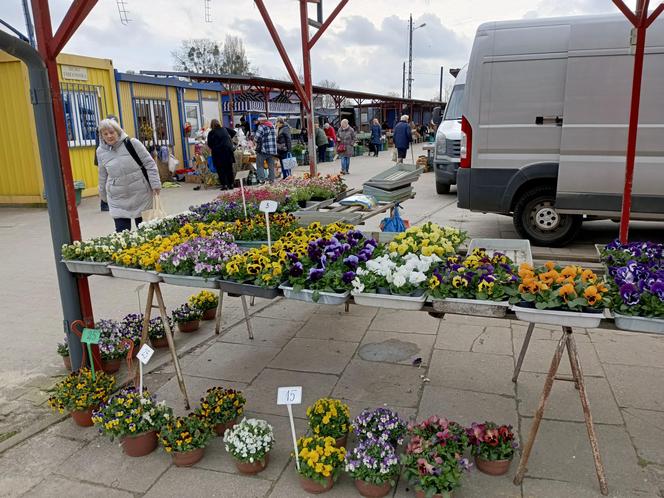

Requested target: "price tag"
[
  {"left": 136, "top": 344, "right": 155, "bottom": 365},
  {"left": 235, "top": 170, "right": 250, "bottom": 181},
  {"left": 259, "top": 200, "right": 278, "bottom": 213},
  {"left": 81, "top": 328, "right": 101, "bottom": 344},
  {"left": 277, "top": 386, "right": 302, "bottom": 405}
]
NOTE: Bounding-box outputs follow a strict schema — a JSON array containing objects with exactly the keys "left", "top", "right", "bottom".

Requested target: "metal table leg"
[{"left": 513, "top": 322, "right": 535, "bottom": 382}]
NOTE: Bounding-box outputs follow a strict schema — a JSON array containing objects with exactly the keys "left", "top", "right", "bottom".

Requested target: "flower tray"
[
  {"left": 234, "top": 240, "right": 269, "bottom": 249},
  {"left": 466, "top": 238, "right": 533, "bottom": 266},
  {"left": 218, "top": 280, "right": 280, "bottom": 299},
  {"left": 62, "top": 260, "right": 111, "bottom": 275},
  {"left": 109, "top": 265, "right": 162, "bottom": 283},
  {"left": 511, "top": 305, "right": 604, "bottom": 328},
  {"left": 613, "top": 312, "right": 664, "bottom": 334},
  {"left": 352, "top": 291, "right": 426, "bottom": 311},
  {"left": 279, "top": 283, "right": 349, "bottom": 305},
  {"left": 158, "top": 273, "right": 219, "bottom": 289},
  {"left": 431, "top": 297, "right": 510, "bottom": 317}
]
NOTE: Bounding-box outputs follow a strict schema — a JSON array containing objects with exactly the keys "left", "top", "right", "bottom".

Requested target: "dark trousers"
[
  {"left": 317, "top": 144, "right": 327, "bottom": 163},
  {"left": 370, "top": 143, "right": 380, "bottom": 156},
  {"left": 114, "top": 217, "right": 142, "bottom": 232},
  {"left": 218, "top": 166, "right": 235, "bottom": 190}
]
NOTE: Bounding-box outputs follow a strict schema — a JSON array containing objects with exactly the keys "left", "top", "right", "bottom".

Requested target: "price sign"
[
  {"left": 81, "top": 328, "right": 101, "bottom": 344},
  {"left": 259, "top": 200, "right": 278, "bottom": 213},
  {"left": 277, "top": 386, "right": 302, "bottom": 405},
  {"left": 136, "top": 344, "right": 154, "bottom": 365}
]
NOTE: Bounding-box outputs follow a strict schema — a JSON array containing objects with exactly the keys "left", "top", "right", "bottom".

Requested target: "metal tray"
[
  {"left": 431, "top": 297, "right": 510, "bottom": 317},
  {"left": 362, "top": 184, "right": 414, "bottom": 202},
  {"left": 511, "top": 305, "right": 604, "bottom": 328},
  {"left": 109, "top": 265, "right": 162, "bottom": 283},
  {"left": 294, "top": 211, "right": 362, "bottom": 226},
  {"left": 352, "top": 291, "right": 426, "bottom": 311},
  {"left": 218, "top": 280, "right": 280, "bottom": 299},
  {"left": 467, "top": 238, "right": 533, "bottom": 266},
  {"left": 159, "top": 273, "right": 220, "bottom": 289},
  {"left": 613, "top": 312, "right": 664, "bottom": 334},
  {"left": 279, "top": 283, "right": 349, "bottom": 305},
  {"left": 62, "top": 260, "right": 111, "bottom": 275},
  {"left": 235, "top": 240, "right": 269, "bottom": 249}
]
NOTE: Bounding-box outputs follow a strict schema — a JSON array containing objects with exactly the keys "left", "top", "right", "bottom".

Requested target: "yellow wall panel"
[
  {"left": 117, "top": 81, "right": 136, "bottom": 138},
  {"left": 183, "top": 88, "right": 198, "bottom": 101},
  {"left": 133, "top": 83, "right": 169, "bottom": 100},
  {"left": 167, "top": 87, "right": 184, "bottom": 165}
]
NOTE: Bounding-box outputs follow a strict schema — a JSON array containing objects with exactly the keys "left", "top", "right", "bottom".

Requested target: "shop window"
[
  {"left": 184, "top": 102, "right": 201, "bottom": 141},
  {"left": 61, "top": 83, "right": 105, "bottom": 147},
  {"left": 133, "top": 99, "right": 172, "bottom": 146}
]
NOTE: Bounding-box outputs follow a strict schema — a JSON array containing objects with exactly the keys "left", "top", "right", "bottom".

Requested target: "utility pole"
[
  {"left": 402, "top": 61, "right": 405, "bottom": 98},
  {"left": 407, "top": 14, "right": 426, "bottom": 100},
  {"left": 439, "top": 66, "right": 444, "bottom": 102}
]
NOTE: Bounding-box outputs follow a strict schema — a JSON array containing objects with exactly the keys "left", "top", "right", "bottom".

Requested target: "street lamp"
[{"left": 407, "top": 14, "right": 426, "bottom": 99}]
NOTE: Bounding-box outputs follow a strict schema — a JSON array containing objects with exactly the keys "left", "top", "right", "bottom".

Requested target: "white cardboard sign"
[
  {"left": 277, "top": 386, "right": 302, "bottom": 405},
  {"left": 259, "top": 200, "right": 278, "bottom": 213},
  {"left": 136, "top": 344, "right": 155, "bottom": 365}
]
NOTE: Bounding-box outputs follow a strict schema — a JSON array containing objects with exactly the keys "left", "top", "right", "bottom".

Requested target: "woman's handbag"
[
  {"left": 281, "top": 153, "right": 297, "bottom": 171},
  {"left": 142, "top": 194, "right": 167, "bottom": 222},
  {"left": 337, "top": 143, "right": 346, "bottom": 153}
]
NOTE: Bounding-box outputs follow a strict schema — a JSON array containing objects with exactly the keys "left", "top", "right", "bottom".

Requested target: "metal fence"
[{"left": 60, "top": 82, "right": 108, "bottom": 148}]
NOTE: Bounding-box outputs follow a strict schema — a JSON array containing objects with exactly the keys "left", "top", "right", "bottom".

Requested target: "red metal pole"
[
  {"left": 300, "top": 0, "right": 317, "bottom": 176},
  {"left": 308, "top": 0, "right": 349, "bottom": 49}
]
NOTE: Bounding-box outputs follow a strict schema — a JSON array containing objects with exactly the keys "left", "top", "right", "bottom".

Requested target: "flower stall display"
[
  {"left": 190, "top": 200, "right": 260, "bottom": 223},
  {"left": 188, "top": 290, "right": 219, "bottom": 320},
  {"left": 195, "top": 386, "right": 246, "bottom": 436},
  {"left": 387, "top": 223, "right": 467, "bottom": 258},
  {"left": 306, "top": 398, "right": 351, "bottom": 447},
  {"left": 57, "top": 337, "right": 71, "bottom": 371},
  {"left": 47, "top": 368, "right": 115, "bottom": 427},
  {"left": 352, "top": 407, "right": 407, "bottom": 448},
  {"left": 223, "top": 418, "right": 275, "bottom": 474},
  {"left": 159, "top": 413, "right": 213, "bottom": 467},
  {"left": 466, "top": 421, "right": 518, "bottom": 476},
  {"left": 121, "top": 312, "right": 144, "bottom": 351},
  {"left": 171, "top": 303, "right": 203, "bottom": 333},
  {"left": 345, "top": 438, "right": 400, "bottom": 498},
  {"left": 229, "top": 212, "right": 298, "bottom": 243},
  {"left": 148, "top": 316, "right": 173, "bottom": 348},
  {"left": 98, "top": 319, "right": 132, "bottom": 373},
  {"left": 92, "top": 387, "right": 173, "bottom": 457},
  {"left": 296, "top": 436, "right": 346, "bottom": 493}
]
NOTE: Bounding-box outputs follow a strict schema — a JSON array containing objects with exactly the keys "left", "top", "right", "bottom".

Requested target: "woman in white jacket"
[{"left": 96, "top": 119, "right": 161, "bottom": 232}]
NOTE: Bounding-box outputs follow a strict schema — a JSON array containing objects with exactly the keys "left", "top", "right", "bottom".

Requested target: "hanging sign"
[{"left": 61, "top": 65, "right": 88, "bottom": 81}]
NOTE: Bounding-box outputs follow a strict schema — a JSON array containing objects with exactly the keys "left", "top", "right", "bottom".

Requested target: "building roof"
[{"left": 115, "top": 71, "right": 224, "bottom": 91}]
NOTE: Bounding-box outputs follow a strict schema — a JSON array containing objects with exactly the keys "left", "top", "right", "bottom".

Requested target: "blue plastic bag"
[
  {"left": 207, "top": 156, "right": 216, "bottom": 173},
  {"left": 380, "top": 204, "right": 407, "bottom": 232}
]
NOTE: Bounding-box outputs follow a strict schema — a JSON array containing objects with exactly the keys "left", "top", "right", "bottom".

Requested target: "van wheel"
[
  {"left": 513, "top": 186, "right": 582, "bottom": 247},
  {"left": 436, "top": 181, "right": 451, "bottom": 194}
]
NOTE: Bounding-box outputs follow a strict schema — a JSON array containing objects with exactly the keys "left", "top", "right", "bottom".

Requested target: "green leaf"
[
  {"left": 535, "top": 302, "right": 549, "bottom": 310},
  {"left": 523, "top": 293, "right": 536, "bottom": 302},
  {"left": 312, "top": 290, "right": 320, "bottom": 303},
  {"left": 293, "top": 283, "right": 303, "bottom": 293}
]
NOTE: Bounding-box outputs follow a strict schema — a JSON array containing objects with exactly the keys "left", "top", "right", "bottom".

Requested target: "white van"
[{"left": 457, "top": 14, "right": 664, "bottom": 246}]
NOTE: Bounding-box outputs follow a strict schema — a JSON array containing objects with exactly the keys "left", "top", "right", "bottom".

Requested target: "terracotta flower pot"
[
  {"left": 172, "top": 447, "right": 205, "bottom": 467},
  {"left": 474, "top": 456, "right": 512, "bottom": 476},
  {"left": 202, "top": 308, "right": 217, "bottom": 321},
  {"left": 334, "top": 434, "right": 348, "bottom": 448},
  {"left": 101, "top": 358, "right": 121, "bottom": 374},
  {"left": 214, "top": 417, "right": 238, "bottom": 437},
  {"left": 298, "top": 475, "right": 334, "bottom": 494},
  {"left": 121, "top": 430, "right": 158, "bottom": 457},
  {"left": 70, "top": 406, "right": 96, "bottom": 427},
  {"left": 177, "top": 320, "right": 200, "bottom": 333},
  {"left": 62, "top": 355, "right": 71, "bottom": 371},
  {"left": 150, "top": 336, "right": 169, "bottom": 349},
  {"left": 354, "top": 479, "right": 392, "bottom": 498},
  {"left": 415, "top": 490, "right": 451, "bottom": 498},
  {"left": 234, "top": 453, "right": 269, "bottom": 475}
]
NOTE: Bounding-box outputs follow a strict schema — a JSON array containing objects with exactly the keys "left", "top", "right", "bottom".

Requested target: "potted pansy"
[
  {"left": 121, "top": 312, "right": 144, "bottom": 354},
  {"left": 466, "top": 421, "right": 518, "bottom": 476},
  {"left": 188, "top": 290, "right": 219, "bottom": 321},
  {"left": 224, "top": 418, "right": 275, "bottom": 474},
  {"left": 159, "top": 413, "right": 213, "bottom": 466},
  {"left": 307, "top": 398, "right": 351, "bottom": 448},
  {"left": 345, "top": 437, "right": 400, "bottom": 497},
  {"left": 296, "top": 436, "right": 346, "bottom": 493},
  {"left": 386, "top": 223, "right": 467, "bottom": 258},
  {"left": 57, "top": 337, "right": 71, "bottom": 371},
  {"left": 98, "top": 319, "right": 132, "bottom": 374},
  {"left": 47, "top": 368, "right": 115, "bottom": 427},
  {"left": 172, "top": 303, "right": 203, "bottom": 333},
  {"left": 195, "top": 386, "right": 246, "bottom": 436},
  {"left": 148, "top": 316, "right": 173, "bottom": 348},
  {"left": 352, "top": 407, "right": 407, "bottom": 448},
  {"left": 92, "top": 387, "right": 173, "bottom": 457}
]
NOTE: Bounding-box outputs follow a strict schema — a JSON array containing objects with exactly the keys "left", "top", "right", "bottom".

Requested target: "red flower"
[
  {"left": 417, "top": 458, "right": 434, "bottom": 476},
  {"left": 498, "top": 425, "right": 512, "bottom": 441},
  {"left": 484, "top": 428, "right": 499, "bottom": 446}
]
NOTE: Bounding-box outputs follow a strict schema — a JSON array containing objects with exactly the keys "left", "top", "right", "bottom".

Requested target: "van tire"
[
  {"left": 513, "top": 186, "right": 582, "bottom": 247},
  {"left": 436, "top": 181, "right": 451, "bottom": 194}
]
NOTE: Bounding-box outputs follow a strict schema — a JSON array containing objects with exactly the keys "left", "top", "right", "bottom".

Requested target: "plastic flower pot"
[
  {"left": 177, "top": 320, "right": 200, "bottom": 333},
  {"left": 202, "top": 308, "right": 217, "bottom": 321},
  {"left": 213, "top": 417, "right": 238, "bottom": 437},
  {"left": 62, "top": 355, "right": 71, "bottom": 371},
  {"left": 101, "top": 358, "right": 121, "bottom": 374},
  {"left": 415, "top": 490, "right": 450, "bottom": 498},
  {"left": 172, "top": 447, "right": 205, "bottom": 467},
  {"left": 234, "top": 453, "right": 269, "bottom": 475},
  {"left": 71, "top": 406, "right": 97, "bottom": 427},
  {"left": 298, "top": 475, "right": 334, "bottom": 494},
  {"left": 334, "top": 434, "right": 348, "bottom": 449},
  {"left": 354, "top": 479, "right": 392, "bottom": 498},
  {"left": 150, "top": 336, "right": 169, "bottom": 349},
  {"left": 121, "top": 430, "right": 158, "bottom": 457},
  {"left": 474, "top": 456, "right": 512, "bottom": 476}
]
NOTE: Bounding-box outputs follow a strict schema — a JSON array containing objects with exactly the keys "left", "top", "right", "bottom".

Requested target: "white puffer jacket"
[{"left": 96, "top": 133, "right": 161, "bottom": 219}]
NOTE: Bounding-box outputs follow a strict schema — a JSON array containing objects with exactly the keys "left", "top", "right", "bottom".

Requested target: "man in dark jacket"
[
  {"left": 315, "top": 123, "right": 329, "bottom": 163},
  {"left": 254, "top": 115, "right": 278, "bottom": 183},
  {"left": 207, "top": 119, "right": 236, "bottom": 190},
  {"left": 276, "top": 117, "right": 293, "bottom": 179},
  {"left": 393, "top": 114, "right": 413, "bottom": 163}
]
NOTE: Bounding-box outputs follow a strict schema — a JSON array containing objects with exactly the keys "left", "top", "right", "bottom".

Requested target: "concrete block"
[
  {"left": 428, "top": 350, "right": 516, "bottom": 396},
  {"left": 144, "top": 467, "right": 272, "bottom": 498},
  {"left": 471, "top": 326, "right": 514, "bottom": 356},
  {"left": 605, "top": 364, "right": 664, "bottom": 411},
  {"left": 591, "top": 330, "right": 664, "bottom": 368},
  {"left": 522, "top": 477, "right": 656, "bottom": 498},
  {"left": 370, "top": 309, "right": 439, "bottom": 335},
  {"left": 314, "top": 303, "right": 378, "bottom": 318},
  {"left": 297, "top": 314, "right": 372, "bottom": 343},
  {"left": 622, "top": 407, "right": 664, "bottom": 465},
  {"left": 434, "top": 323, "right": 484, "bottom": 352},
  {"left": 268, "top": 338, "right": 357, "bottom": 374},
  {"left": 219, "top": 316, "right": 304, "bottom": 348},
  {"left": 257, "top": 299, "right": 320, "bottom": 322},
  {"left": 23, "top": 475, "right": 134, "bottom": 498}
]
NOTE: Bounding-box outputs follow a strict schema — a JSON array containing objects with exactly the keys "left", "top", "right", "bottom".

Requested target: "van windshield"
[{"left": 443, "top": 84, "right": 465, "bottom": 121}]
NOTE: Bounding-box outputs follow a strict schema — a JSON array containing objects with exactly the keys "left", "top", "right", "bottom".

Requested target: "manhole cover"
[{"left": 358, "top": 339, "right": 420, "bottom": 363}]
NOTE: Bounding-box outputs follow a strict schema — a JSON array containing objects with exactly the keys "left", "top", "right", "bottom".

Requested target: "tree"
[
  {"left": 317, "top": 80, "right": 345, "bottom": 108},
  {"left": 171, "top": 36, "right": 253, "bottom": 75},
  {"left": 220, "top": 35, "right": 253, "bottom": 75}
]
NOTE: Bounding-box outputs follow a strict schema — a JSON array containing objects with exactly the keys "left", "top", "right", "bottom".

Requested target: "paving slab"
[
  {"left": 144, "top": 466, "right": 272, "bottom": 498},
  {"left": 339, "top": 398, "right": 418, "bottom": 427},
  {"left": 434, "top": 323, "right": 484, "bottom": 352},
  {"left": 622, "top": 407, "right": 664, "bottom": 465},
  {"left": 590, "top": 330, "right": 664, "bottom": 368},
  {"left": 23, "top": 475, "right": 135, "bottom": 498},
  {"left": 513, "top": 325, "right": 591, "bottom": 343},
  {"left": 370, "top": 309, "right": 439, "bottom": 334},
  {"left": 604, "top": 364, "right": 664, "bottom": 411},
  {"left": 332, "top": 359, "right": 425, "bottom": 408},
  {"left": 514, "top": 338, "right": 605, "bottom": 377},
  {"left": 44, "top": 418, "right": 100, "bottom": 442},
  {"left": 268, "top": 338, "right": 357, "bottom": 374},
  {"left": 442, "top": 314, "right": 508, "bottom": 327},
  {"left": 314, "top": 303, "right": 379, "bottom": 318},
  {"left": 257, "top": 299, "right": 320, "bottom": 322},
  {"left": 243, "top": 368, "right": 338, "bottom": 419},
  {"left": 155, "top": 374, "right": 247, "bottom": 416},
  {"left": 516, "top": 372, "right": 623, "bottom": 425},
  {"left": 418, "top": 385, "right": 518, "bottom": 427},
  {"left": 394, "top": 469, "right": 522, "bottom": 498},
  {"left": 428, "top": 350, "right": 516, "bottom": 396},
  {"left": 358, "top": 331, "right": 435, "bottom": 366},
  {"left": 522, "top": 477, "right": 658, "bottom": 498},
  {"left": 296, "top": 313, "right": 372, "bottom": 343},
  {"left": 218, "top": 316, "right": 304, "bottom": 348},
  {"left": 268, "top": 460, "right": 357, "bottom": 498},
  {"left": 471, "top": 326, "right": 514, "bottom": 356}
]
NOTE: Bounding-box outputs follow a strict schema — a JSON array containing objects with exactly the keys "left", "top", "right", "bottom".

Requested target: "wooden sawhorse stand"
[
  {"left": 214, "top": 289, "right": 255, "bottom": 339},
  {"left": 512, "top": 324, "right": 608, "bottom": 495}
]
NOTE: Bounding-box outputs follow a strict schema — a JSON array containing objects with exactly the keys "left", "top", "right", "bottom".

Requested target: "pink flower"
[{"left": 417, "top": 458, "right": 434, "bottom": 476}]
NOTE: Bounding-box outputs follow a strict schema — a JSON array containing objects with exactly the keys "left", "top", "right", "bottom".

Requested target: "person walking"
[
  {"left": 94, "top": 114, "right": 121, "bottom": 212},
  {"left": 370, "top": 118, "right": 382, "bottom": 157},
  {"left": 336, "top": 119, "right": 356, "bottom": 175},
  {"left": 315, "top": 123, "right": 328, "bottom": 163},
  {"left": 393, "top": 114, "right": 413, "bottom": 163},
  {"left": 207, "top": 119, "right": 236, "bottom": 190},
  {"left": 96, "top": 118, "right": 161, "bottom": 232},
  {"left": 254, "top": 115, "right": 278, "bottom": 183},
  {"left": 276, "top": 117, "right": 293, "bottom": 179}
]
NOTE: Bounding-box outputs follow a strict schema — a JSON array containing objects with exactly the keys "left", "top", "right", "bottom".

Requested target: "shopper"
[
  {"left": 370, "top": 118, "right": 382, "bottom": 157},
  {"left": 207, "top": 119, "right": 236, "bottom": 190},
  {"left": 94, "top": 114, "right": 120, "bottom": 212},
  {"left": 276, "top": 117, "right": 293, "bottom": 179},
  {"left": 324, "top": 122, "right": 337, "bottom": 148},
  {"left": 315, "top": 123, "right": 329, "bottom": 163},
  {"left": 96, "top": 118, "right": 161, "bottom": 232},
  {"left": 393, "top": 114, "right": 413, "bottom": 163},
  {"left": 336, "top": 119, "right": 356, "bottom": 175},
  {"left": 254, "top": 115, "right": 278, "bottom": 183}
]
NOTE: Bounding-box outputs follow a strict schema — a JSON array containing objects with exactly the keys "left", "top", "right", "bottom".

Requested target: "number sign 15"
[{"left": 277, "top": 386, "right": 302, "bottom": 405}]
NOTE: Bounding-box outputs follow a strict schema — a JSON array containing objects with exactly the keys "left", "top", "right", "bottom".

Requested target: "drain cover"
[{"left": 358, "top": 339, "right": 420, "bottom": 363}]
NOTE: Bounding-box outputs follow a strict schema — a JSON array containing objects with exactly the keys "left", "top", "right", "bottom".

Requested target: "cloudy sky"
[{"left": 1, "top": 0, "right": 632, "bottom": 100}]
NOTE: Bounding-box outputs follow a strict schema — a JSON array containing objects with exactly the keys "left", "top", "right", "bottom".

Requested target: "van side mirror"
[{"left": 432, "top": 106, "right": 442, "bottom": 126}]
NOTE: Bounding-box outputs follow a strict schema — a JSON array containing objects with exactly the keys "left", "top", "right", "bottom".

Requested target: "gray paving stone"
[
  {"left": 59, "top": 436, "right": 171, "bottom": 493},
  {"left": 44, "top": 419, "right": 100, "bottom": 442},
  {"left": 332, "top": 359, "right": 425, "bottom": 408},
  {"left": 428, "top": 350, "right": 516, "bottom": 396},
  {"left": 418, "top": 385, "right": 518, "bottom": 427},
  {"left": 23, "top": 475, "right": 134, "bottom": 498},
  {"left": 243, "top": 368, "right": 337, "bottom": 419},
  {"left": 268, "top": 338, "right": 357, "bottom": 374},
  {"left": 622, "top": 407, "right": 664, "bottom": 465},
  {"left": 516, "top": 372, "right": 623, "bottom": 425},
  {"left": 370, "top": 309, "right": 439, "bottom": 334},
  {"left": 471, "top": 326, "right": 514, "bottom": 356},
  {"left": 296, "top": 314, "right": 372, "bottom": 342},
  {"left": 522, "top": 477, "right": 657, "bottom": 498},
  {"left": 359, "top": 331, "right": 435, "bottom": 366},
  {"left": 591, "top": 330, "right": 664, "bottom": 368},
  {"left": 518, "top": 418, "right": 656, "bottom": 495},
  {"left": 155, "top": 374, "right": 247, "bottom": 416},
  {"left": 219, "top": 316, "right": 304, "bottom": 348},
  {"left": 605, "top": 364, "right": 664, "bottom": 411},
  {"left": 258, "top": 299, "right": 320, "bottom": 322},
  {"left": 514, "top": 338, "right": 605, "bottom": 377},
  {"left": 513, "top": 324, "right": 591, "bottom": 343},
  {"left": 314, "top": 303, "right": 378, "bottom": 318},
  {"left": 268, "top": 460, "right": 357, "bottom": 498},
  {"left": 434, "top": 323, "right": 484, "bottom": 352},
  {"left": 144, "top": 467, "right": 272, "bottom": 498},
  {"left": 442, "top": 314, "right": 508, "bottom": 327}
]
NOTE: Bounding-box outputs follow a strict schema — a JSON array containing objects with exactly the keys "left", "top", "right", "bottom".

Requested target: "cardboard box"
[{"left": 184, "top": 175, "right": 202, "bottom": 184}]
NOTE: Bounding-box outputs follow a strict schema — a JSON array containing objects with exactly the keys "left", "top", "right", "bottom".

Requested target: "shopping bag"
[
  {"left": 391, "top": 148, "right": 397, "bottom": 162},
  {"left": 207, "top": 156, "right": 216, "bottom": 173},
  {"left": 142, "top": 194, "right": 167, "bottom": 222},
  {"left": 282, "top": 153, "right": 297, "bottom": 171},
  {"left": 168, "top": 154, "right": 179, "bottom": 173},
  {"left": 380, "top": 204, "right": 407, "bottom": 232}
]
